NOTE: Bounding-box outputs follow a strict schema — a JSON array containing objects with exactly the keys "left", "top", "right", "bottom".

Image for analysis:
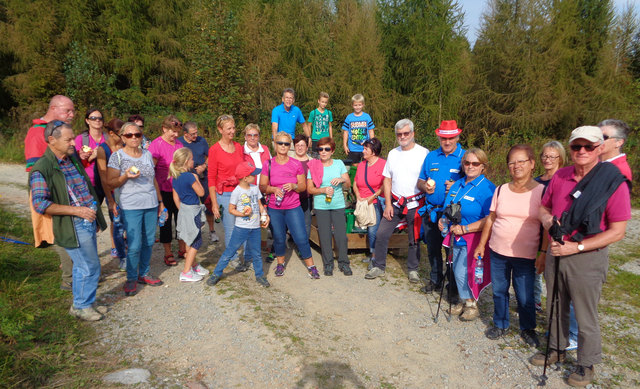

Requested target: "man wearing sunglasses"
[
  {"left": 417, "top": 120, "right": 465, "bottom": 293},
  {"left": 530, "top": 126, "right": 630, "bottom": 387},
  {"left": 365, "top": 119, "right": 428, "bottom": 282},
  {"left": 597, "top": 119, "right": 632, "bottom": 181},
  {"left": 29, "top": 121, "right": 108, "bottom": 321}
]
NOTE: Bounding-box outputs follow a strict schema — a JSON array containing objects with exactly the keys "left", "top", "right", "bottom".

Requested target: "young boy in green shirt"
[{"left": 306, "top": 92, "right": 333, "bottom": 153}]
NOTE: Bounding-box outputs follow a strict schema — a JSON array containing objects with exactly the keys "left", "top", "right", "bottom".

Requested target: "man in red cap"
[{"left": 417, "top": 120, "right": 465, "bottom": 294}]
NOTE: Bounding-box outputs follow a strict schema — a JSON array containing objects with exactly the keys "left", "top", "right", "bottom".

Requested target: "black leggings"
[{"left": 160, "top": 190, "right": 179, "bottom": 244}]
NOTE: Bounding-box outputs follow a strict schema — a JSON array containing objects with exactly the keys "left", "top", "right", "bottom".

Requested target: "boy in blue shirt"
[
  {"left": 307, "top": 92, "right": 333, "bottom": 153},
  {"left": 342, "top": 94, "right": 375, "bottom": 163}
]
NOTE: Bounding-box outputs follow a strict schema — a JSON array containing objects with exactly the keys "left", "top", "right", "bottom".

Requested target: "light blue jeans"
[
  {"left": 213, "top": 227, "right": 263, "bottom": 278},
  {"left": 367, "top": 202, "right": 383, "bottom": 254},
  {"left": 217, "top": 192, "right": 243, "bottom": 261},
  {"left": 452, "top": 244, "right": 473, "bottom": 300},
  {"left": 122, "top": 207, "right": 156, "bottom": 281},
  {"left": 66, "top": 218, "right": 101, "bottom": 309}
]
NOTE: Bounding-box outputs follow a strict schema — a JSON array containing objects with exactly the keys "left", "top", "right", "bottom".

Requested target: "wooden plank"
[{"left": 309, "top": 216, "right": 408, "bottom": 251}]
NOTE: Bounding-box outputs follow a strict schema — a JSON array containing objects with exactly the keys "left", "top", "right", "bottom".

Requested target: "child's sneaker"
[
  {"left": 265, "top": 253, "right": 275, "bottom": 263},
  {"left": 308, "top": 266, "right": 320, "bottom": 279},
  {"left": 209, "top": 231, "right": 219, "bottom": 242},
  {"left": 192, "top": 263, "right": 210, "bottom": 276},
  {"left": 118, "top": 258, "right": 126, "bottom": 272},
  {"left": 274, "top": 263, "right": 285, "bottom": 276},
  {"left": 256, "top": 276, "right": 270, "bottom": 288},
  {"left": 180, "top": 270, "right": 204, "bottom": 282},
  {"left": 110, "top": 248, "right": 118, "bottom": 258}
]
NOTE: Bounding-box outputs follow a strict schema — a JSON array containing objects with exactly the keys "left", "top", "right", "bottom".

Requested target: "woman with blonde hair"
[{"left": 169, "top": 148, "right": 209, "bottom": 282}]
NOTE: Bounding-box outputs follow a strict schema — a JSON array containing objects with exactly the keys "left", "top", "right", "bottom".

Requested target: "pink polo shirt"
[
  {"left": 541, "top": 165, "right": 631, "bottom": 240},
  {"left": 149, "top": 136, "right": 183, "bottom": 192}
]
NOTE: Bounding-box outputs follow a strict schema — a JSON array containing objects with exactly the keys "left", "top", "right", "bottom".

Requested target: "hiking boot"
[
  {"left": 92, "top": 304, "right": 109, "bottom": 315},
  {"left": 206, "top": 274, "right": 222, "bottom": 286},
  {"left": 339, "top": 264, "right": 353, "bottom": 276},
  {"left": 69, "top": 306, "right": 103, "bottom": 321},
  {"left": 529, "top": 349, "right": 566, "bottom": 367},
  {"left": 308, "top": 266, "right": 321, "bottom": 279},
  {"left": 60, "top": 281, "right": 72, "bottom": 291},
  {"left": 324, "top": 267, "right": 333, "bottom": 276},
  {"left": 137, "top": 275, "right": 163, "bottom": 286},
  {"left": 256, "top": 276, "right": 270, "bottom": 288},
  {"left": 192, "top": 263, "right": 210, "bottom": 276},
  {"left": 274, "top": 263, "right": 285, "bottom": 277},
  {"left": 365, "top": 267, "right": 385, "bottom": 279},
  {"left": 447, "top": 302, "right": 464, "bottom": 316},
  {"left": 485, "top": 326, "right": 508, "bottom": 340},
  {"left": 408, "top": 270, "right": 420, "bottom": 283},
  {"left": 180, "top": 270, "right": 204, "bottom": 282},
  {"left": 124, "top": 280, "right": 137, "bottom": 296},
  {"left": 460, "top": 301, "right": 480, "bottom": 321},
  {"left": 521, "top": 329, "right": 540, "bottom": 347},
  {"left": 567, "top": 365, "right": 594, "bottom": 387}
]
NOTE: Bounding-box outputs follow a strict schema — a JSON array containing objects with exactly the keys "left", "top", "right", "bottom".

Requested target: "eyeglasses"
[
  {"left": 396, "top": 131, "right": 412, "bottom": 138},
  {"left": 275, "top": 141, "right": 291, "bottom": 146},
  {"left": 122, "top": 133, "right": 143, "bottom": 139},
  {"left": 172, "top": 121, "right": 182, "bottom": 128},
  {"left": 246, "top": 133, "right": 259, "bottom": 138},
  {"left": 318, "top": 147, "right": 333, "bottom": 152},
  {"left": 507, "top": 159, "right": 530, "bottom": 167},
  {"left": 463, "top": 161, "right": 482, "bottom": 167},
  {"left": 570, "top": 144, "right": 599, "bottom": 152},
  {"left": 541, "top": 155, "right": 559, "bottom": 160},
  {"left": 88, "top": 116, "right": 103, "bottom": 121}
]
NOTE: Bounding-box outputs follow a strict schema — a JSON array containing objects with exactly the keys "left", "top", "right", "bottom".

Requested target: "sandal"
[
  {"left": 177, "top": 250, "right": 186, "bottom": 259},
  {"left": 164, "top": 254, "right": 177, "bottom": 266}
]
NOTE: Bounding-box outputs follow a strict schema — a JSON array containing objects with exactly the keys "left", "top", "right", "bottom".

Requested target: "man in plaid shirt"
[{"left": 29, "top": 121, "right": 108, "bottom": 321}]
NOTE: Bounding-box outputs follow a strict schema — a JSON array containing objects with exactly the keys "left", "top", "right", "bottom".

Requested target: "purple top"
[
  {"left": 149, "top": 136, "right": 183, "bottom": 192},
  {"left": 266, "top": 157, "right": 304, "bottom": 210}
]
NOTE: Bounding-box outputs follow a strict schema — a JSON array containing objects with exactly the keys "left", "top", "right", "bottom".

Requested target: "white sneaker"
[
  {"left": 180, "top": 270, "right": 204, "bottom": 282},
  {"left": 209, "top": 231, "right": 219, "bottom": 242},
  {"left": 192, "top": 263, "right": 210, "bottom": 276}
]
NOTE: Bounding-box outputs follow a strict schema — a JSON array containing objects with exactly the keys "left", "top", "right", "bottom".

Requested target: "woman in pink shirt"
[
  {"left": 149, "top": 115, "right": 184, "bottom": 264},
  {"left": 75, "top": 108, "right": 106, "bottom": 202},
  {"left": 207, "top": 115, "right": 245, "bottom": 268},
  {"left": 474, "top": 144, "right": 546, "bottom": 347}
]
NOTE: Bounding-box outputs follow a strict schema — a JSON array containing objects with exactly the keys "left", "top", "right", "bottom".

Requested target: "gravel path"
[{"left": 1, "top": 162, "right": 639, "bottom": 388}]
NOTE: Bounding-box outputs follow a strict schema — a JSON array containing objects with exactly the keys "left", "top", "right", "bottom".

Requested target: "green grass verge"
[{"left": 0, "top": 206, "right": 99, "bottom": 387}]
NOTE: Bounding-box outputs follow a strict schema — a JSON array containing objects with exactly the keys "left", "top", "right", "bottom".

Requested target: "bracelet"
[
  {"left": 464, "top": 225, "right": 469, "bottom": 233},
  {"left": 540, "top": 249, "right": 547, "bottom": 253}
]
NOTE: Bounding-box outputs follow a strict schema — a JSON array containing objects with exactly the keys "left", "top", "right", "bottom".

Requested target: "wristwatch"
[{"left": 577, "top": 242, "right": 585, "bottom": 252}]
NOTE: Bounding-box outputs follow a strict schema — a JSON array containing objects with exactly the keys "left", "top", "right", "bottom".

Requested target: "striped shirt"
[{"left": 30, "top": 156, "right": 94, "bottom": 214}]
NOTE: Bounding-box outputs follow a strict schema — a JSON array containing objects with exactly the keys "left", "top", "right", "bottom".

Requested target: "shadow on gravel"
[{"left": 295, "top": 360, "right": 365, "bottom": 389}]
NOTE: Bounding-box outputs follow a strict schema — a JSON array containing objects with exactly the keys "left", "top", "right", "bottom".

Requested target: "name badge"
[
  {"left": 450, "top": 169, "right": 460, "bottom": 173},
  {"left": 573, "top": 190, "right": 582, "bottom": 199},
  {"left": 463, "top": 195, "right": 475, "bottom": 202},
  {"left": 407, "top": 200, "right": 419, "bottom": 209}
]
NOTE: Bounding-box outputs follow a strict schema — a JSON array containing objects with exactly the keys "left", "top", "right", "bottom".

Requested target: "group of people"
[{"left": 25, "top": 90, "right": 632, "bottom": 388}]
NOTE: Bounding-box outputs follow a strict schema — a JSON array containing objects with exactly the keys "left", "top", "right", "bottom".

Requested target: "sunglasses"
[
  {"left": 396, "top": 131, "right": 412, "bottom": 138},
  {"left": 570, "top": 144, "right": 599, "bottom": 152},
  {"left": 463, "top": 161, "right": 482, "bottom": 167},
  {"left": 246, "top": 133, "right": 259, "bottom": 138},
  {"left": 318, "top": 147, "right": 333, "bottom": 152},
  {"left": 88, "top": 116, "right": 103, "bottom": 121},
  {"left": 276, "top": 141, "right": 291, "bottom": 146},
  {"left": 122, "top": 132, "right": 143, "bottom": 139}
]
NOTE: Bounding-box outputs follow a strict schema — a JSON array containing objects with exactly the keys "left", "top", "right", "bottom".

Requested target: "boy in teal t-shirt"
[{"left": 307, "top": 92, "right": 333, "bottom": 153}]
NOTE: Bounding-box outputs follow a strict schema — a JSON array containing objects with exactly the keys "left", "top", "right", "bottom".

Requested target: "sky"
[{"left": 459, "top": 0, "right": 638, "bottom": 46}]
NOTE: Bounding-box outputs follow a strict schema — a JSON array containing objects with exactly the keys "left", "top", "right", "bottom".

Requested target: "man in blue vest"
[{"left": 417, "top": 120, "right": 465, "bottom": 294}]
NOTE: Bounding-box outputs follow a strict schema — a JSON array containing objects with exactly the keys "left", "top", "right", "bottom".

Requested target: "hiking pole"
[{"left": 434, "top": 228, "right": 454, "bottom": 323}]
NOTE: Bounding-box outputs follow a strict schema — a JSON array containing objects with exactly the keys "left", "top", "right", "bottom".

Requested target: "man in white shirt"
[{"left": 365, "top": 119, "right": 429, "bottom": 282}]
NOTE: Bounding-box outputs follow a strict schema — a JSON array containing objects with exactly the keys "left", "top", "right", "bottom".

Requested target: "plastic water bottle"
[
  {"left": 440, "top": 216, "right": 449, "bottom": 238},
  {"left": 474, "top": 255, "right": 484, "bottom": 285},
  {"left": 158, "top": 207, "right": 168, "bottom": 227},
  {"left": 84, "top": 201, "right": 97, "bottom": 227},
  {"left": 113, "top": 205, "right": 124, "bottom": 238},
  {"left": 215, "top": 205, "right": 223, "bottom": 223},
  {"left": 275, "top": 192, "right": 283, "bottom": 207}
]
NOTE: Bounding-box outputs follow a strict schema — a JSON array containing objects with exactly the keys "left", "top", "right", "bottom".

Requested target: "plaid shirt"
[{"left": 30, "top": 156, "right": 95, "bottom": 214}]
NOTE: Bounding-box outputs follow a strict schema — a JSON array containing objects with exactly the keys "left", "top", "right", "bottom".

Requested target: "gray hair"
[
  {"left": 541, "top": 140, "right": 566, "bottom": 168},
  {"left": 183, "top": 121, "right": 197, "bottom": 133},
  {"left": 597, "top": 118, "right": 630, "bottom": 142},
  {"left": 282, "top": 88, "right": 296, "bottom": 98},
  {"left": 394, "top": 119, "right": 414, "bottom": 133},
  {"left": 44, "top": 121, "right": 71, "bottom": 142}
]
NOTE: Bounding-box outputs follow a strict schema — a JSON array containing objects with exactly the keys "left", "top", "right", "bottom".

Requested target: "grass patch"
[
  {"left": 0, "top": 206, "right": 101, "bottom": 387},
  {"left": 0, "top": 135, "right": 25, "bottom": 164}
]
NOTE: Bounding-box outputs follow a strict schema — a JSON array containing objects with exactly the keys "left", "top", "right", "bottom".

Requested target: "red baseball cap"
[
  {"left": 435, "top": 120, "right": 462, "bottom": 138},
  {"left": 235, "top": 161, "right": 261, "bottom": 180}
]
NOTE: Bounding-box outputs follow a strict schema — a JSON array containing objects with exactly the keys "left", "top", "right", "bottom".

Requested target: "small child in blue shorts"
[{"left": 207, "top": 161, "right": 271, "bottom": 287}]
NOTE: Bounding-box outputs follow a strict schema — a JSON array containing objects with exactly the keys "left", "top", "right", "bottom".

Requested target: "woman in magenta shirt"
[
  {"left": 207, "top": 115, "right": 245, "bottom": 267},
  {"left": 149, "top": 115, "right": 184, "bottom": 264},
  {"left": 75, "top": 108, "right": 106, "bottom": 202}
]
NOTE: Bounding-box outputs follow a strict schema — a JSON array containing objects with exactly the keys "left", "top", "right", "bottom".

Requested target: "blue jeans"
[
  {"left": 367, "top": 202, "right": 382, "bottom": 254},
  {"left": 213, "top": 226, "right": 263, "bottom": 278},
  {"left": 534, "top": 273, "right": 543, "bottom": 304},
  {"left": 267, "top": 207, "right": 312, "bottom": 259},
  {"left": 66, "top": 218, "right": 101, "bottom": 309},
  {"left": 217, "top": 192, "right": 242, "bottom": 261},
  {"left": 122, "top": 208, "right": 156, "bottom": 281},
  {"left": 490, "top": 249, "right": 536, "bottom": 331},
  {"left": 106, "top": 199, "right": 127, "bottom": 259},
  {"left": 452, "top": 244, "right": 473, "bottom": 300},
  {"left": 569, "top": 303, "right": 578, "bottom": 342}
]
